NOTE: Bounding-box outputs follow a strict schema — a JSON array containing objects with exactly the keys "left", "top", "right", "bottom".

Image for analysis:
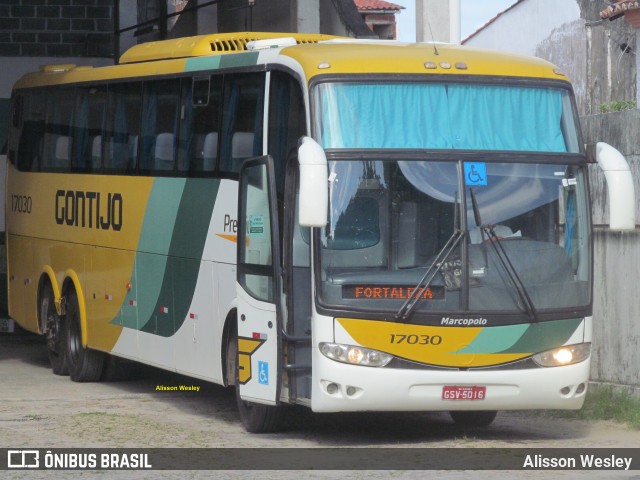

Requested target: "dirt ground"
[{"left": 1, "top": 329, "right": 639, "bottom": 479}]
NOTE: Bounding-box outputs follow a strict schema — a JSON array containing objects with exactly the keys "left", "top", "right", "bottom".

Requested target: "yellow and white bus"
[{"left": 6, "top": 32, "right": 635, "bottom": 432}]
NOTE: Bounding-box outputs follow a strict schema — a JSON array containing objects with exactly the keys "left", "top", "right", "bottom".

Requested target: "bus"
[{"left": 6, "top": 32, "right": 635, "bottom": 432}]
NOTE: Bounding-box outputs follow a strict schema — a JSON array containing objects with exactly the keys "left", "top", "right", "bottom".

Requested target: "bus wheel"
[
  {"left": 236, "top": 388, "right": 285, "bottom": 433},
  {"left": 449, "top": 410, "right": 497, "bottom": 427},
  {"left": 40, "top": 283, "right": 68, "bottom": 376},
  {"left": 65, "top": 290, "right": 104, "bottom": 382},
  {"left": 228, "top": 323, "right": 284, "bottom": 433}
]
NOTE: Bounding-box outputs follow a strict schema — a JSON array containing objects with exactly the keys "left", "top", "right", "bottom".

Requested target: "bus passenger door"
[{"left": 236, "top": 156, "right": 282, "bottom": 405}]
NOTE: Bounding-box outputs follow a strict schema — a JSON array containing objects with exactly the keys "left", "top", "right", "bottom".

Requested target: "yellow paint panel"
[
  {"left": 282, "top": 43, "right": 565, "bottom": 83},
  {"left": 119, "top": 32, "right": 339, "bottom": 64},
  {"left": 6, "top": 165, "right": 154, "bottom": 351},
  {"left": 238, "top": 337, "right": 265, "bottom": 384},
  {"left": 337, "top": 318, "right": 528, "bottom": 368},
  {"left": 7, "top": 168, "right": 153, "bottom": 250},
  {"left": 14, "top": 59, "right": 188, "bottom": 90}
]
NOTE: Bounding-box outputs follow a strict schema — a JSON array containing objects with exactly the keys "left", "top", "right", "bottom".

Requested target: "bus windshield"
[
  {"left": 314, "top": 81, "right": 580, "bottom": 152},
  {"left": 316, "top": 158, "right": 591, "bottom": 320}
]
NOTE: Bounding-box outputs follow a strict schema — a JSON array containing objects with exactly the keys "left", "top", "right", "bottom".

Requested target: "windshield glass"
[
  {"left": 314, "top": 82, "right": 580, "bottom": 152},
  {"left": 317, "top": 159, "right": 591, "bottom": 320}
]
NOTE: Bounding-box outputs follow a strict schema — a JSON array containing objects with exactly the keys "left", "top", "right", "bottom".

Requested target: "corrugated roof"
[
  {"left": 600, "top": 1, "right": 640, "bottom": 20},
  {"left": 354, "top": 0, "right": 404, "bottom": 12}
]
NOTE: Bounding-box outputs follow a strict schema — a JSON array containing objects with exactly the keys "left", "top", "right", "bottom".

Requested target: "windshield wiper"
[
  {"left": 395, "top": 230, "right": 463, "bottom": 321},
  {"left": 395, "top": 193, "right": 463, "bottom": 321},
  {"left": 469, "top": 188, "right": 539, "bottom": 323}
]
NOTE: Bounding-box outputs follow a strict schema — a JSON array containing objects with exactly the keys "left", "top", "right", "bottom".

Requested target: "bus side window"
[
  {"left": 179, "top": 75, "right": 222, "bottom": 174},
  {"left": 73, "top": 86, "right": 106, "bottom": 172},
  {"left": 42, "top": 88, "right": 75, "bottom": 172},
  {"left": 104, "top": 82, "right": 141, "bottom": 173},
  {"left": 8, "top": 94, "right": 23, "bottom": 163},
  {"left": 140, "top": 79, "right": 181, "bottom": 173},
  {"left": 268, "top": 70, "right": 305, "bottom": 199},
  {"left": 220, "top": 73, "right": 265, "bottom": 174},
  {"left": 16, "top": 92, "right": 46, "bottom": 172}
]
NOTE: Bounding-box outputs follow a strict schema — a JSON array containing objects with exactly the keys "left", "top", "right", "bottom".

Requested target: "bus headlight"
[
  {"left": 532, "top": 343, "right": 591, "bottom": 367},
  {"left": 319, "top": 342, "right": 392, "bottom": 367}
]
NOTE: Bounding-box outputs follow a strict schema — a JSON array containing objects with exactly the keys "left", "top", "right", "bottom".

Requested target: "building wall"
[
  {"left": 216, "top": 0, "right": 351, "bottom": 36},
  {"left": 0, "top": 0, "right": 113, "bottom": 58},
  {"left": 363, "top": 13, "right": 397, "bottom": 40},
  {"left": 465, "top": 0, "right": 637, "bottom": 117},
  {"left": 466, "top": 0, "right": 640, "bottom": 391}
]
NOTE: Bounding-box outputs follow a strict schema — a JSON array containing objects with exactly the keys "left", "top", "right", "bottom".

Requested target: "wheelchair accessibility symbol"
[
  {"left": 464, "top": 162, "right": 488, "bottom": 186},
  {"left": 258, "top": 361, "right": 269, "bottom": 385}
]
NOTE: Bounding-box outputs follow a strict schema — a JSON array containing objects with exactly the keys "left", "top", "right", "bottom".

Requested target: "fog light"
[{"left": 326, "top": 382, "right": 339, "bottom": 395}]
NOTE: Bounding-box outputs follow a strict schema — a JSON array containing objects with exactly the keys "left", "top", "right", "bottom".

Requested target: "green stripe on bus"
[
  {"left": 116, "top": 178, "right": 186, "bottom": 330},
  {"left": 498, "top": 318, "right": 583, "bottom": 354},
  {"left": 139, "top": 178, "right": 220, "bottom": 336},
  {"left": 185, "top": 56, "right": 222, "bottom": 72},
  {"left": 455, "top": 318, "right": 583, "bottom": 355},
  {"left": 456, "top": 323, "right": 529, "bottom": 354},
  {"left": 184, "top": 52, "right": 259, "bottom": 73},
  {"left": 219, "top": 52, "right": 259, "bottom": 69},
  {"left": 138, "top": 178, "right": 186, "bottom": 254}
]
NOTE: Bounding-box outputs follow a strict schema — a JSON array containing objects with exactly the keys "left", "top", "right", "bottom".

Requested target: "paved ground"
[{"left": 1, "top": 329, "right": 639, "bottom": 479}]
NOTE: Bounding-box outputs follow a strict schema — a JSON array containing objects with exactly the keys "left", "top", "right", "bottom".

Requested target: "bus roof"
[
  {"left": 12, "top": 32, "right": 568, "bottom": 90},
  {"left": 280, "top": 40, "right": 566, "bottom": 81}
]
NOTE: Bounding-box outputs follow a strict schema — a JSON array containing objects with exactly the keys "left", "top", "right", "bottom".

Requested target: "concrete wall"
[
  {"left": 466, "top": 0, "right": 640, "bottom": 391},
  {"left": 320, "top": 1, "right": 351, "bottom": 37},
  {"left": 217, "top": 0, "right": 342, "bottom": 35},
  {"left": 416, "top": 0, "right": 460, "bottom": 43},
  {"left": 583, "top": 110, "right": 640, "bottom": 389}
]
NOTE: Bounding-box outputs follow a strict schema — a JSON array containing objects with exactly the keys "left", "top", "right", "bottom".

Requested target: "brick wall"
[{"left": 0, "top": 0, "right": 113, "bottom": 57}]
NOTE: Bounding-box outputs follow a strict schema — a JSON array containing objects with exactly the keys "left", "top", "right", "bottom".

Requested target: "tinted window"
[
  {"left": 220, "top": 73, "right": 265, "bottom": 173},
  {"left": 104, "top": 82, "right": 141, "bottom": 172}
]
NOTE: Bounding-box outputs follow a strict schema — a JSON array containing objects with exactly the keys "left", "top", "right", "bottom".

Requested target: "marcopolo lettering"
[
  {"left": 55, "top": 190, "right": 123, "bottom": 231},
  {"left": 441, "top": 316, "right": 488, "bottom": 326}
]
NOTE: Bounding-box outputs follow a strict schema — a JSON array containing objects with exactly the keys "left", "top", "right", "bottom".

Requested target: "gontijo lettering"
[{"left": 55, "top": 190, "right": 123, "bottom": 231}]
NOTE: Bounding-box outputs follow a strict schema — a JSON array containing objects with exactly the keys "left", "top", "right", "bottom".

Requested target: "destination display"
[{"left": 342, "top": 285, "right": 445, "bottom": 300}]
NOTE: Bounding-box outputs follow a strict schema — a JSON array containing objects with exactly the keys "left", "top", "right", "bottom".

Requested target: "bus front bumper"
[{"left": 310, "top": 353, "right": 590, "bottom": 413}]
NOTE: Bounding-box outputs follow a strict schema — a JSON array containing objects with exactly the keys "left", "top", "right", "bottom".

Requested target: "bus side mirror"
[
  {"left": 595, "top": 142, "right": 636, "bottom": 231},
  {"left": 297, "top": 137, "right": 328, "bottom": 227}
]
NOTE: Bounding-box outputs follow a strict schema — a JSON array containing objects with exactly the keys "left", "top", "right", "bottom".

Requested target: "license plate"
[{"left": 442, "top": 385, "right": 486, "bottom": 400}]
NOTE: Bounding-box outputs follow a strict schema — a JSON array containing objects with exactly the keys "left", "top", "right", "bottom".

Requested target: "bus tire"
[
  {"left": 65, "top": 290, "right": 104, "bottom": 382},
  {"left": 40, "top": 283, "right": 68, "bottom": 376},
  {"left": 228, "top": 321, "right": 284, "bottom": 433},
  {"left": 449, "top": 410, "right": 497, "bottom": 427},
  {"left": 236, "top": 384, "right": 285, "bottom": 433}
]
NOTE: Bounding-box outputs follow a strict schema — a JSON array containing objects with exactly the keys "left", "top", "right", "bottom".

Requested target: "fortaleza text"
[
  {"left": 523, "top": 454, "right": 632, "bottom": 470},
  {"left": 156, "top": 385, "right": 201, "bottom": 392}
]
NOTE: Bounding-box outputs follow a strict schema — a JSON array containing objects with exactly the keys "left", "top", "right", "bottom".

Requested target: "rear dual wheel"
[
  {"left": 65, "top": 290, "right": 105, "bottom": 382},
  {"left": 40, "top": 283, "right": 68, "bottom": 376}
]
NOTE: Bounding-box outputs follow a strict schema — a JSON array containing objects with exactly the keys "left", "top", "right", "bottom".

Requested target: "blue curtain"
[{"left": 318, "top": 83, "right": 568, "bottom": 152}]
